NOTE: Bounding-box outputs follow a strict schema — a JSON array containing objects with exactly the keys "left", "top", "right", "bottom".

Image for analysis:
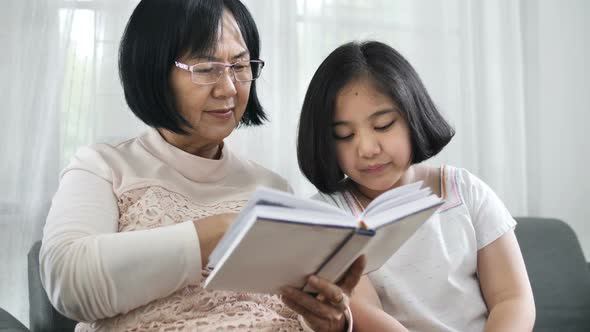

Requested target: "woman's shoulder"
[
  {"left": 62, "top": 134, "right": 147, "bottom": 181},
  {"left": 228, "top": 152, "right": 292, "bottom": 193}
]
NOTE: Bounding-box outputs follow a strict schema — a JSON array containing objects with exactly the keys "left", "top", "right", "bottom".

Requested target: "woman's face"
[
  {"left": 332, "top": 77, "right": 413, "bottom": 197},
  {"left": 169, "top": 10, "right": 252, "bottom": 145}
]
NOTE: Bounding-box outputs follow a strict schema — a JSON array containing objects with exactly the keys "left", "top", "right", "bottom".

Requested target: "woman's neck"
[{"left": 158, "top": 128, "right": 222, "bottom": 159}]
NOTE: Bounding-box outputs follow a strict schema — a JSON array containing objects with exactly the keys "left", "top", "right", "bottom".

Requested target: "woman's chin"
[{"left": 196, "top": 121, "right": 239, "bottom": 142}]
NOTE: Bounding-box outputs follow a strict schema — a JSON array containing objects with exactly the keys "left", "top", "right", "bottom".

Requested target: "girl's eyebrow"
[
  {"left": 332, "top": 108, "right": 397, "bottom": 126},
  {"left": 369, "top": 108, "right": 398, "bottom": 118}
]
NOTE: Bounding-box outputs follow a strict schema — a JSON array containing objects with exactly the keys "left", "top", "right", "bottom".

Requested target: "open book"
[{"left": 204, "top": 181, "right": 443, "bottom": 294}]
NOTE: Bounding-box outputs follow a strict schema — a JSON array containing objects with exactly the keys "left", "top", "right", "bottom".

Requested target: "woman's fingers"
[
  {"left": 283, "top": 297, "right": 344, "bottom": 331},
  {"left": 281, "top": 286, "right": 343, "bottom": 320},
  {"left": 279, "top": 257, "right": 365, "bottom": 331},
  {"left": 281, "top": 288, "right": 345, "bottom": 332},
  {"left": 307, "top": 275, "right": 349, "bottom": 311},
  {"left": 338, "top": 255, "right": 366, "bottom": 294}
]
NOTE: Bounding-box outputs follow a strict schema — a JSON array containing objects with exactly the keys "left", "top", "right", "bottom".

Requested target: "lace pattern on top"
[{"left": 76, "top": 186, "right": 304, "bottom": 332}]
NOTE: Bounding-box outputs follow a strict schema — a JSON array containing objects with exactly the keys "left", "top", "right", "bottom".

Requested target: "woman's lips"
[{"left": 205, "top": 108, "right": 234, "bottom": 120}]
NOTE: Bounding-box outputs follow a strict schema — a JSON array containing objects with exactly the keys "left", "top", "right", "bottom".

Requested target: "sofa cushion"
[
  {"left": 0, "top": 307, "right": 29, "bottom": 331},
  {"left": 28, "top": 241, "right": 77, "bottom": 332},
  {"left": 515, "top": 217, "right": 590, "bottom": 331}
]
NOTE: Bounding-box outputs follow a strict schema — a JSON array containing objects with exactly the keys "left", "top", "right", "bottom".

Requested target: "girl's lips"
[
  {"left": 361, "top": 163, "right": 390, "bottom": 174},
  {"left": 205, "top": 108, "right": 234, "bottom": 120}
]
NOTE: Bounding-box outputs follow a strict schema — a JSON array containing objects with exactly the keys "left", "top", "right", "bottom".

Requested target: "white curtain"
[
  {"left": 1, "top": 0, "right": 70, "bottom": 325},
  {"left": 1, "top": 0, "right": 588, "bottom": 327}
]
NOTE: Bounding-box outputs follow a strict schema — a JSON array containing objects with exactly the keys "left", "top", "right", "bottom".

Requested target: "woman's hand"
[
  {"left": 193, "top": 213, "right": 238, "bottom": 268},
  {"left": 281, "top": 255, "right": 366, "bottom": 332}
]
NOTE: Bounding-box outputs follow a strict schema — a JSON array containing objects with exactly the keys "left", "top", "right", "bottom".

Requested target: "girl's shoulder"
[
  {"left": 414, "top": 164, "right": 474, "bottom": 213},
  {"left": 431, "top": 165, "right": 505, "bottom": 214}
]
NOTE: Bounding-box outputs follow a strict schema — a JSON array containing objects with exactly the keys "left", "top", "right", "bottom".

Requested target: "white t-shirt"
[{"left": 313, "top": 165, "right": 516, "bottom": 332}]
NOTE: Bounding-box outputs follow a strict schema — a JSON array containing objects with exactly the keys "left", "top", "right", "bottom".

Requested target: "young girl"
[{"left": 293, "top": 41, "right": 536, "bottom": 331}]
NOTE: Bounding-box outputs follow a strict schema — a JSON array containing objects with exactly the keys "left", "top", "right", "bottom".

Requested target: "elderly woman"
[{"left": 40, "top": 0, "right": 362, "bottom": 331}]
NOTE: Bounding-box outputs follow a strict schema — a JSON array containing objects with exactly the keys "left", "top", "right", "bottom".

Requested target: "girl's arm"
[
  {"left": 350, "top": 276, "right": 409, "bottom": 332},
  {"left": 478, "top": 230, "right": 536, "bottom": 331}
]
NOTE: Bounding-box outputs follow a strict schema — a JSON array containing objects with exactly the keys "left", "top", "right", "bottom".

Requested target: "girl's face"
[{"left": 333, "top": 77, "right": 413, "bottom": 197}]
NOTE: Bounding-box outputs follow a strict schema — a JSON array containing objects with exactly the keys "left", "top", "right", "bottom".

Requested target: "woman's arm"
[
  {"left": 478, "top": 230, "right": 536, "bottom": 331},
  {"left": 350, "top": 276, "right": 408, "bottom": 332},
  {"left": 40, "top": 170, "right": 232, "bottom": 322}
]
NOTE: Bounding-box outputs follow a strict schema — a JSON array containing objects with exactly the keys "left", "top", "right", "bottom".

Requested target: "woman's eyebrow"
[
  {"left": 191, "top": 50, "right": 250, "bottom": 62},
  {"left": 231, "top": 50, "right": 250, "bottom": 60}
]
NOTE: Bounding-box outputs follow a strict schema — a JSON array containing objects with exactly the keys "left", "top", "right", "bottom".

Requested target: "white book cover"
[{"left": 204, "top": 182, "right": 443, "bottom": 294}]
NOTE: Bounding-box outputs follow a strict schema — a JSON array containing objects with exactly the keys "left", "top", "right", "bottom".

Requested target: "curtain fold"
[{"left": 1, "top": 0, "right": 73, "bottom": 325}]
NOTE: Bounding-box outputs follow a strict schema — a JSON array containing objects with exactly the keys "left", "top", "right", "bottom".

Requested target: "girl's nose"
[{"left": 357, "top": 134, "right": 381, "bottom": 159}]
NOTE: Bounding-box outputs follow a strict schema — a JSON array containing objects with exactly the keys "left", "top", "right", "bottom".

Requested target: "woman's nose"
[{"left": 212, "top": 69, "right": 238, "bottom": 98}]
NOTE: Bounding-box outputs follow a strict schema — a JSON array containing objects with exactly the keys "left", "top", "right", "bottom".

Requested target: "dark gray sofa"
[
  {"left": 514, "top": 218, "right": 590, "bottom": 331},
  {"left": 6, "top": 217, "right": 588, "bottom": 331},
  {"left": 0, "top": 307, "right": 29, "bottom": 332}
]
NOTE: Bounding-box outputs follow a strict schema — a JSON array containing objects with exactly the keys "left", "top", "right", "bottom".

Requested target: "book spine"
[{"left": 302, "top": 231, "right": 372, "bottom": 293}]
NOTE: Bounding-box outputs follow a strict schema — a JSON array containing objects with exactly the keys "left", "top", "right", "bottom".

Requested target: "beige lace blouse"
[{"left": 40, "top": 129, "right": 307, "bottom": 331}]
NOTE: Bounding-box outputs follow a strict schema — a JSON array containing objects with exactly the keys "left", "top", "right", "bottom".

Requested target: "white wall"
[{"left": 522, "top": 0, "right": 590, "bottom": 258}]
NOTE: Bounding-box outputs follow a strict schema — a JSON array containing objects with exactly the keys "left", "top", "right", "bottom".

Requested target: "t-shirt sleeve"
[
  {"left": 459, "top": 168, "right": 517, "bottom": 250},
  {"left": 40, "top": 147, "right": 202, "bottom": 322}
]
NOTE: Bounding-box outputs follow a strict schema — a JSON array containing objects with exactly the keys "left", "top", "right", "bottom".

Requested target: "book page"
[
  {"left": 364, "top": 195, "right": 443, "bottom": 229},
  {"left": 247, "top": 186, "right": 347, "bottom": 215},
  {"left": 362, "top": 181, "right": 424, "bottom": 216},
  {"left": 363, "top": 187, "right": 432, "bottom": 217}
]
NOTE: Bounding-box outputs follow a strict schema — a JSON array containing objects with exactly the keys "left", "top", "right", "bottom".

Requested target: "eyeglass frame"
[{"left": 174, "top": 59, "right": 265, "bottom": 85}]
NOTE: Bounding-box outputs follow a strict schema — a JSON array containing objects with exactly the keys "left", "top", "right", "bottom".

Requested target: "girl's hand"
[{"left": 281, "top": 256, "right": 366, "bottom": 332}]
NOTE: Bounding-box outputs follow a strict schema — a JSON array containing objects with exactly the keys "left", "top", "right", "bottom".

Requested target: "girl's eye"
[
  {"left": 375, "top": 120, "right": 395, "bottom": 131},
  {"left": 333, "top": 133, "right": 354, "bottom": 141}
]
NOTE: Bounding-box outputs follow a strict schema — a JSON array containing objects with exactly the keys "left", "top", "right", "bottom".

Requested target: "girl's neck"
[{"left": 350, "top": 166, "right": 417, "bottom": 206}]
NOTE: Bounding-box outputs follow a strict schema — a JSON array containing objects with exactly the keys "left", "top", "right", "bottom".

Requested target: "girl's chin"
[{"left": 356, "top": 178, "right": 402, "bottom": 194}]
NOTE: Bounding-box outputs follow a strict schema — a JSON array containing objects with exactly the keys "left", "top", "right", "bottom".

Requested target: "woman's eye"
[
  {"left": 375, "top": 120, "right": 395, "bottom": 131},
  {"left": 193, "top": 68, "right": 214, "bottom": 74}
]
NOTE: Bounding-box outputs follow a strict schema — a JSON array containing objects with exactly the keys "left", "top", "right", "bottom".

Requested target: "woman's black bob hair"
[
  {"left": 297, "top": 41, "right": 455, "bottom": 194},
  {"left": 119, "top": 0, "right": 265, "bottom": 134}
]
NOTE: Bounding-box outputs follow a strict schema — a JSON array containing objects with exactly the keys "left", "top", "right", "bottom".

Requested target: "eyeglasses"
[{"left": 174, "top": 59, "right": 265, "bottom": 85}]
